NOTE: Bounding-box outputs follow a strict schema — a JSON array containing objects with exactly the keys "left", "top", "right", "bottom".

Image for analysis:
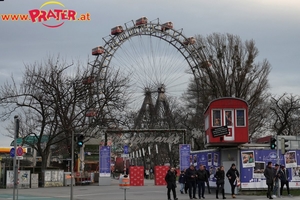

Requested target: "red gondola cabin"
[
  {"left": 111, "top": 25, "right": 124, "bottom": 35},
  {"left": 136, "top": 16, "right": 148, "bottom": 26},
  {"left": 86, "top": 109, "right": 97, "bottom": 117},
  {"left": 204, "top": 97, "right": 249, "bottom": 146},
  {"left": 183, "top": 37, "right": 196, "bottom": 45},
  {"left": 161, "top": 21, "right": 173, "bottom": 31},
  {"left": 92, "top": 46, "right": 105, "bottom": 56},
  {"left": 82, "top": 76, "right": 95, "bottom": 84}
]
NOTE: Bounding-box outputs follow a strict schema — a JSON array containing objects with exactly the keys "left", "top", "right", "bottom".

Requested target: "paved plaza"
[{"left": 0, "top": 179, "right": 296, "bottom": 200}]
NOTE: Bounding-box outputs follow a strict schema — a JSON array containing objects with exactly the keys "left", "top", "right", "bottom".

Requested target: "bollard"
[{"left": 119, "top": 174, "right": 130, "bottom": 200}]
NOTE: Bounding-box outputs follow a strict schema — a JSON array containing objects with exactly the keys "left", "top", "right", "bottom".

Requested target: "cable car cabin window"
[
  {"left": 205, "top": 115, "right": 209, "bottom": 130},
  {"left": 236, "top": 109, "right": 245, "bottom": 126},
  {"left": 212, "top": 110, "right": 222, "bottom": 127},
  {"left": 224, "top": 110, "right": 233, "bottom": 126}
]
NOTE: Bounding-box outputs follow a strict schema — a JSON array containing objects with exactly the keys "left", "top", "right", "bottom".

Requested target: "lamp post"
[{"left": 13, "top": 116, "right": 19, "bottom": 200}]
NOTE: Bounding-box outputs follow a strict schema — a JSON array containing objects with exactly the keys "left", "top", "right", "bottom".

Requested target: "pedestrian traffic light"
[
  {"left": 270, "top": 137, "right": 276, "bottom": 149},
  {"left": 281, "top": 138, "right": 289, "bottom": 154},
  {"left": 77, "top": 134, "right": 84, "bottom": 148}
]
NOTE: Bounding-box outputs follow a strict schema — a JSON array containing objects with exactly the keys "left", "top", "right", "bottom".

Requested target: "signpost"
[
  {"left": 10, "top": 148, "right": 15, "bottom": 158},
  {"left": 17, "top": 146, "right": 23, "bottom": 156}
]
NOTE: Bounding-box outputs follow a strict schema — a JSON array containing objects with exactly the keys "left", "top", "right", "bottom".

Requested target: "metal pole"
[
  {"left": 17, "top": 160, "right": 19, "bottom": 200},
  {"left": 13, "top": 116, "right": 19, "bottom": 200},
  {"left": 276, "top": 134, "right": 280, "bottom": 165},
  {"left": 70, "top": 130, "right": 74, "bottom": 200},
  {"left": 124, "top": 188, "right": 126, "bottom": 200},
  {"left": 276, "top": 135, "right": 280, "bottom": 197}
]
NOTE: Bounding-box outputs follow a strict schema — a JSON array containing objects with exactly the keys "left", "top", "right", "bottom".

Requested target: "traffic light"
[
  {"left": 270, "top": 137, "right": 276, "bottom": 149},
  {"left": 77, "top": 134, "right": 84, "bottom": 148},
  {"left": 281, "top": 138, "right": 289, "bottom": 154}
]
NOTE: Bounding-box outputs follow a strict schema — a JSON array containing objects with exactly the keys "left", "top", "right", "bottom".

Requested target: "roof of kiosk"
[{"left": 204, "top": 97, "right": 248, "bottom": 114}]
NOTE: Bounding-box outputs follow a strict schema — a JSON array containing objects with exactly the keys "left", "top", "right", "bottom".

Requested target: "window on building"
[
  {"left": 236, "top": 109, "right": 245, "bottom": 126},
  {"left": 212, "top": 110, "right": 221, "bottom": 127},
  {"left": 224, "top": 110, "right": 233, "bottom": 126}
]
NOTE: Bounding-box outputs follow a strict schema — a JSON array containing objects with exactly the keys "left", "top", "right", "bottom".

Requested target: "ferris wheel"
[{"left": 89, "top": 17, "right": 204, "bottom": 129}]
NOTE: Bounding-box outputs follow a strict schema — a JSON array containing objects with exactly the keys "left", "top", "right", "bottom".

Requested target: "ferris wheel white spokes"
[
  {"left": 90, "top": 18, "right": 203, "bottom": 128},
  {"left": 110, "top": 35, "right": 190, "bottom": 109}
]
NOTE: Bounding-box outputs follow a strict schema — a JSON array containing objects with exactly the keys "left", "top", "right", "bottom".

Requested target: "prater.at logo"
[{"left": 28, "top": 1, "right": 89, "bottom": 28}]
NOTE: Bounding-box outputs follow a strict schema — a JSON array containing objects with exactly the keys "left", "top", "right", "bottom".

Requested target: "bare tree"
[
  {"left": 269, "top": 93, "right": 300, "bottom": 136},
  {"left": 0, "top": 56, "right": 129, "bottom": 185},
  {"left": 183, "top": 33, "right": 271, "bottom": 148}
]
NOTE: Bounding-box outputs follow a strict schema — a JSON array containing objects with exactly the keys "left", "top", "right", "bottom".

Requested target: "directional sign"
[
  {"left": 10, "top": 148, "right": 15, "bottom": 157},
  {"left": 121, "top": 154, "right": 129, "bottom": 158}
]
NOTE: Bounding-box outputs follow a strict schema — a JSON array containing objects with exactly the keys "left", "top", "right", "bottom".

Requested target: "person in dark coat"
[
  {"left": 215, "top": 166, "right": 226, "bottom": 199},
  {"left": 204, "top": 166, "right": 211, "bottom": 194},
  {"left": 185, "top": 165, "right": 197, "bottom": 199},
  {"left": 264, "top": 162, "right": 274, "bottom": 199},
  {"left": 178, "top": 170, "right": 186, "bottom": 194},
  {"left": 196, "top": 164, "right": 208, "bottom": 199},
  {"left": 165, "top": 167, "right": 178, "bottom": 200},
  {"left": 226, "top": 163, "right": 240, "bottom": 198},
  {"left": 278, "top": 165, "right": 292, "bottom": 197}
]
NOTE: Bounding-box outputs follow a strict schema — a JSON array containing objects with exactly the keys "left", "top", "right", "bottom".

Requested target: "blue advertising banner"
[
  {"left": 240, "top": 149, "right": 300, "bottom": 189},
  {"left": 191, "top": 150, "right": 220, "bottom": 186},
  {"left": 99, "top": 146, "right": 111, "bottom": 177},
  {"left": 179, "top": 144, "right": 190, "bottom": 171}
]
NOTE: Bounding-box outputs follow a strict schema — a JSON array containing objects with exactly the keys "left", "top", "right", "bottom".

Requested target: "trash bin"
[{"left": 64, "top": 172, "right": 74, "bottom": 186}]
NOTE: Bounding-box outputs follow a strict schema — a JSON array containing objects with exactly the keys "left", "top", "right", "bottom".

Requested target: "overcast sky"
[{"left": 0, "top": 0, "right": 299, "bottom": 147}]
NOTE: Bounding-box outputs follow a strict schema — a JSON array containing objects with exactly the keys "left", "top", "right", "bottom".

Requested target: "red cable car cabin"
[
  {"left": 136, "top": 16, "right": 148, "bottom": 26},
  {"left": 111, "top": 25, "right": 124, "bottom": 35},
  {"left": 92, "top": 46, "right": 105, "bottom": 56},
  {"left": 161, "top": 21, "right": 173, "bottom": 31},
  {"left": 183, "top": 37, "right": 196, "bottom": 45},
  {"left": 204, "top": 97, "right": 249, "bottom": 146}
]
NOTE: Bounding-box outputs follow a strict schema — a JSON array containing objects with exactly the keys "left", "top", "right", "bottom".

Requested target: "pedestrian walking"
[
  {"left": 278, "top": 165, "right": 292, "bottom": 197},
  {"left": 165, "top": 167, "right": 178, "bottom": 200},
  {"left": 264, "top": 162, "right": 274, "bottom": 199},
  {"left": 272, "top": 164, "right": 280, "bottom": 198},
  {"left": 196, "top": 164, "right": 208, "bottom": 199},
  {"left": 178, "top": 170, "right": 186, "bottom": 194},
  {"left": 204, "top": 166, "right": 211, "bottom": 194},
  {"left": 215, "top": 166, "right": 226, "bottom": 199},
  {"left": 185, "top": 165, "right": 197, "bottom": 199},
  {"left": 226, "top": 163, "right": 240, "bottom": 198}
]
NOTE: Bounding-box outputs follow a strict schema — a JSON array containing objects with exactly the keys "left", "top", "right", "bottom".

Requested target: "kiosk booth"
[{"left": 204, "top": 97, "right": 249, "bottom": 146}]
